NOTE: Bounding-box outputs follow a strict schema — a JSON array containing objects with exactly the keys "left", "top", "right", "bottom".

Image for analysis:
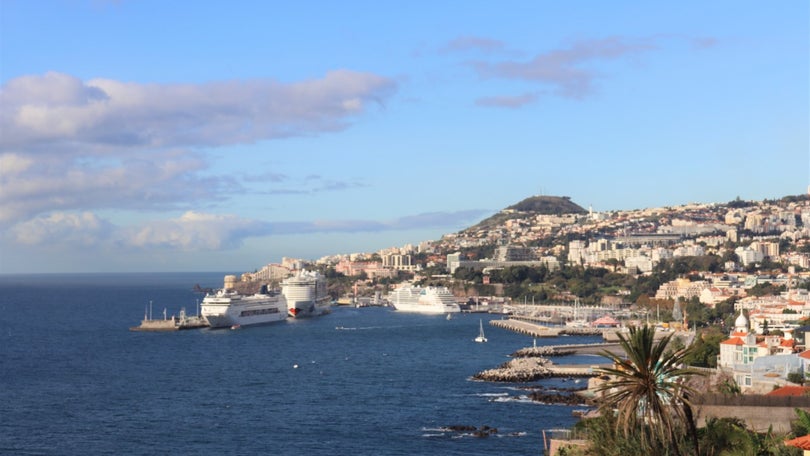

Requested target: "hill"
[{"left": 466, "top": 195, "right": 586, "bottom": 231}]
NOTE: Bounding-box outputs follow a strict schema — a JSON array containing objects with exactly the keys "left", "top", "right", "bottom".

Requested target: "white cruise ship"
[
  {"left": 201, "top": 286, "right": 286, "bottom": 328},
  {"left": 281, "top": 270, "right": 331, "bottom": 318},
  {"left": 389, "top": 283, "right": 460, "bottom": 314}
]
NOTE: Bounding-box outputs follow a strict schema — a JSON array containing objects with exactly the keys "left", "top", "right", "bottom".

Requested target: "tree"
[
  {"left": 595, "top": 325, "right": 702, "bottom": 455},
  {"left": 698, "top": 417, "right": 755, "bottom": 455},
  {"left": 791, "top": 408, "right": 810, "bottom": 437}
]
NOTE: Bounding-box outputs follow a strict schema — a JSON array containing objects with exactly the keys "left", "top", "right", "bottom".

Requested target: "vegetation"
[
  {"left": 559, "top": 326, "right": 805, "bottom": 455},
  {"left": 595, "top": 325, "right": 702, "bottom": 455}
]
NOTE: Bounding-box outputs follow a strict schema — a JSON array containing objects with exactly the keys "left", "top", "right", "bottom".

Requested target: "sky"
[{"left": 0, "top": 1, "right": 808, "bottom": 274}]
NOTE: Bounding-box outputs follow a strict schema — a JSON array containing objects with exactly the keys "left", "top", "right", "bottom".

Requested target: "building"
[
  {"left": 381, "top": 253, "right": 417, "bottom": 272},
  {"left": 718, "top": 310, "right": 801, "bottom": 392}
]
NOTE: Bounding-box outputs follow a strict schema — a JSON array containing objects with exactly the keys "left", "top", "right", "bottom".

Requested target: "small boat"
[
  {"left": 230, "top": 324, "right": 241, "bottom": 330},
  {"left": 474, "top": 319, "right": 487, "bottom": 343},
  {"left": 446, "top": 313, "right": 452, "bottom": 320}
]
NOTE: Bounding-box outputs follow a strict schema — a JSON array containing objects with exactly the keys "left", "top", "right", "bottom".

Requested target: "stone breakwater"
[
  {"left": 473, "top": 357, "right": 557, "bottom": 382},
  {"left": 511, "top": 343, "right": 619, "bottom": 358}
]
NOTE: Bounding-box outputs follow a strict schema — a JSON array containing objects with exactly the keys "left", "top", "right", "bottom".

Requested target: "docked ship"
[
  {"left": 281, "top": 270, "right": 331, "bottom": 318},
  {"left": 201, "top": 280, "right": 286, "bottom": 328},
  {"left": 388, "top": 283, "right": 460, "bottom": 314}
]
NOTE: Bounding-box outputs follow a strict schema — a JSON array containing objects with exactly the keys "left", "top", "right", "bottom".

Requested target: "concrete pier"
[
  {"left": 489, "top": 319, "right": 561, "bottom": 337},
  {"left": 489, "top": 319, "right": 605, "bottom": 337},
  {"left": 129, "top": 315, "right": 208, "bottom": 332}
]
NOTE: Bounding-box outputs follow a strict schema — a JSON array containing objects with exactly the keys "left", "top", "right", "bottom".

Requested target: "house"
[{"left": 718, "top": 310, "right": 802, "bottom": 391}]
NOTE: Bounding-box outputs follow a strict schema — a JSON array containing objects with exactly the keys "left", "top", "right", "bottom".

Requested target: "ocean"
[{"left": 0, "top": 273, "right": 604, "bottom": 455}]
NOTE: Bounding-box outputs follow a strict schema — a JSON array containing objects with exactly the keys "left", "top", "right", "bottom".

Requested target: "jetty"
[
  {"left": 489, "top": 319, "right": 604, "bottom": 338},
  {"left": 472, "top": 357, "right": 606, "bottom": 382},
  {"left": 130, "top": 308, "right": 208, "bottom": 332},
  {"left": 511, "top": 342, "right": 623, "bottom": 358}
]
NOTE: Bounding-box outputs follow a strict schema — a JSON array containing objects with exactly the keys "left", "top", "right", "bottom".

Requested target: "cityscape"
[{"left": 3, "top": 1, "right": 807, "bottom": 454}]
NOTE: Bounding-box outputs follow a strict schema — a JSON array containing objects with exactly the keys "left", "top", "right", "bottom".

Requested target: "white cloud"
[
  {"left": 12, "top": 211, "right": 114, "bottom": 245},
  {"left": 0, "top": 153, "right": 34, "bottom": 175},
  {"left": 0, "top": 70, "right": 397, "bottom": 150},
  {"left": 126, "top": 211, "right": 272, "bottom": 250},
  {"left": 0, "top": 149, "right": 232, "bottom": 225},
  {"left": 0, "top": 70, "right": 397, "bottom": 232},
  {"left": 6, "top": 209, "right": 489, "bottom": 252}
]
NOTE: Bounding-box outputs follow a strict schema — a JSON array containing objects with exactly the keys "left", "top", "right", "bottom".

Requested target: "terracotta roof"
[
  {"left": 721, "top": 337, "right": 744, "bottom": 346},
  {"left": 785, "top": 434, "right": 810, "bottom": 449},
  {"left": 798, "top": 350, "right": 810, "bottom": 360},
  {"left": 781, "top": 339, "right": 796, "bottom": 348},
  {"left": 768, "top": 386, "right": 810, "bottom": 397}
]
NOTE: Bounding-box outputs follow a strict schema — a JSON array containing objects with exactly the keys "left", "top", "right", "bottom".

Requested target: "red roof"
[
  {"left": 721, "top": 337, "right": 744, "bottom": 346},
  {"left": 785, "top": 434, "right": 810, "bottom": 449},
  {"left": 798, "top": 350, "right": 810, "bottom": 360},
  {"left": 591, "top": 315, "right": 620, "bottom": 326},
  {"left": 768, "top": 386, "right": 810, "bottom": 397}
]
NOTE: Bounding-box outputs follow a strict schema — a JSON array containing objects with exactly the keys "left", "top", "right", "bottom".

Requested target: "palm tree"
[{"left": 595, "top": 325, "right": 702, "bottom": 455}]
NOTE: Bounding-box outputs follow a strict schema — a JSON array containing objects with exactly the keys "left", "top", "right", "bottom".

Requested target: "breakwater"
[
  {"left": 472, "top": 357, "right": 600, "bottom": 382},
  {"left": 489, "top": 319, "right": 604, "bottom": 337},
  {"left": 511, "top": 343, "right": 622, "bottom": 358}
]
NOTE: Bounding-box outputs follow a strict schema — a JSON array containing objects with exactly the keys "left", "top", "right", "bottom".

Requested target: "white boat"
[
  {"left": 201, "top": 287, "right": 286, "bottom": 328},
  {"left": 565, "top": 298, "right": 590, "bottom": 328},
  {"left": 282, "top": 270, "right": 331, "bottom": 318},
  {"left": 474, "top": 319, "right": 487, "bottom": 343},
  {"left": 389, "top": 283, "right": 460, "bottom": 314}
]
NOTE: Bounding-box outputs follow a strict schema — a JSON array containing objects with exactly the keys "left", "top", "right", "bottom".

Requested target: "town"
[{"left": 224, "top": 194, "right": 810, "bottom": 391}]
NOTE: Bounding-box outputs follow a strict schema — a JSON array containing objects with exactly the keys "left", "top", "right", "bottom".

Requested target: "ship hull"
[
  {"left": 282, "top": 270, "right": 331, "bottom": 318},
  {"left": 390, "top": 302, "right": 461, "bottom": 314},
  {"left": 389, "top": 284, "right": 461, "bottom": 314},
  {"left": 287, "top": 298, "right": 332, "bottom": 318},
  {"left": 201, "top": 292, "right": 286, "bottom": 328}
]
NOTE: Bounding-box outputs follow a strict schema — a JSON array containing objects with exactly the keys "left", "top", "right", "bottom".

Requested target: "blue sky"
[{"left": 1, "top": 1, "right": 807, "bottom": 273}]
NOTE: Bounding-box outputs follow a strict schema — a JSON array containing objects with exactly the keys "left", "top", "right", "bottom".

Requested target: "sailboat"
[{"left": 474, "top": 319, "right": 487, "bottom": 343}]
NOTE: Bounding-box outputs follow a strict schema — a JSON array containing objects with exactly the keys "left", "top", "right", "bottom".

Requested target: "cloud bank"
[
  {"left": 10, "top": 209, "right": 489, "bottom": 252},
  {"left": 0, "top": 70, "right": 397, "bottom": 231},
  {"left": 1, "top": 71, "right": 397, "bottom": 151}
]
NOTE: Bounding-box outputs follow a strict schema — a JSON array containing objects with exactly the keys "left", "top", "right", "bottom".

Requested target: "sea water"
[{"left": 0, "top": 273, "right": 604, "bottom": 455}]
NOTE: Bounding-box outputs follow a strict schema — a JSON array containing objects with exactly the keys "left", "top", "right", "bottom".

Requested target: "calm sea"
[{"left": 0, "top": 273, "right": 603, "bottom": 455}]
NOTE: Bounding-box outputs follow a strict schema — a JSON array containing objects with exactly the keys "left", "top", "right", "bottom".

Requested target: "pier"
[
  {"left": 489, "top": 319, "right": 605, "bottom": 338},
  {"left": 511, "top": 343, "right": 623, "bottom": 357},
  {"left": 130, "top": 308, "right": 208, "bottom": 332}
]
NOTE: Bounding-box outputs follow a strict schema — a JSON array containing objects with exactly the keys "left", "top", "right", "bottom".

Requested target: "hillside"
[{"left": 466, "top": 195, "right": 586, "bottom": 231}]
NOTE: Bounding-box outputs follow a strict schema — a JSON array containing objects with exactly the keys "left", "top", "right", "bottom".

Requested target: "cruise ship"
[
  {"left": 201, "top": 285, "right": 286, "bottom": 328},
  {"left": 281, "top": 270, "right": 331, "bottom": 318},
  {"left": 389, "top": 283, "right": 460, "bottom": 314}
]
